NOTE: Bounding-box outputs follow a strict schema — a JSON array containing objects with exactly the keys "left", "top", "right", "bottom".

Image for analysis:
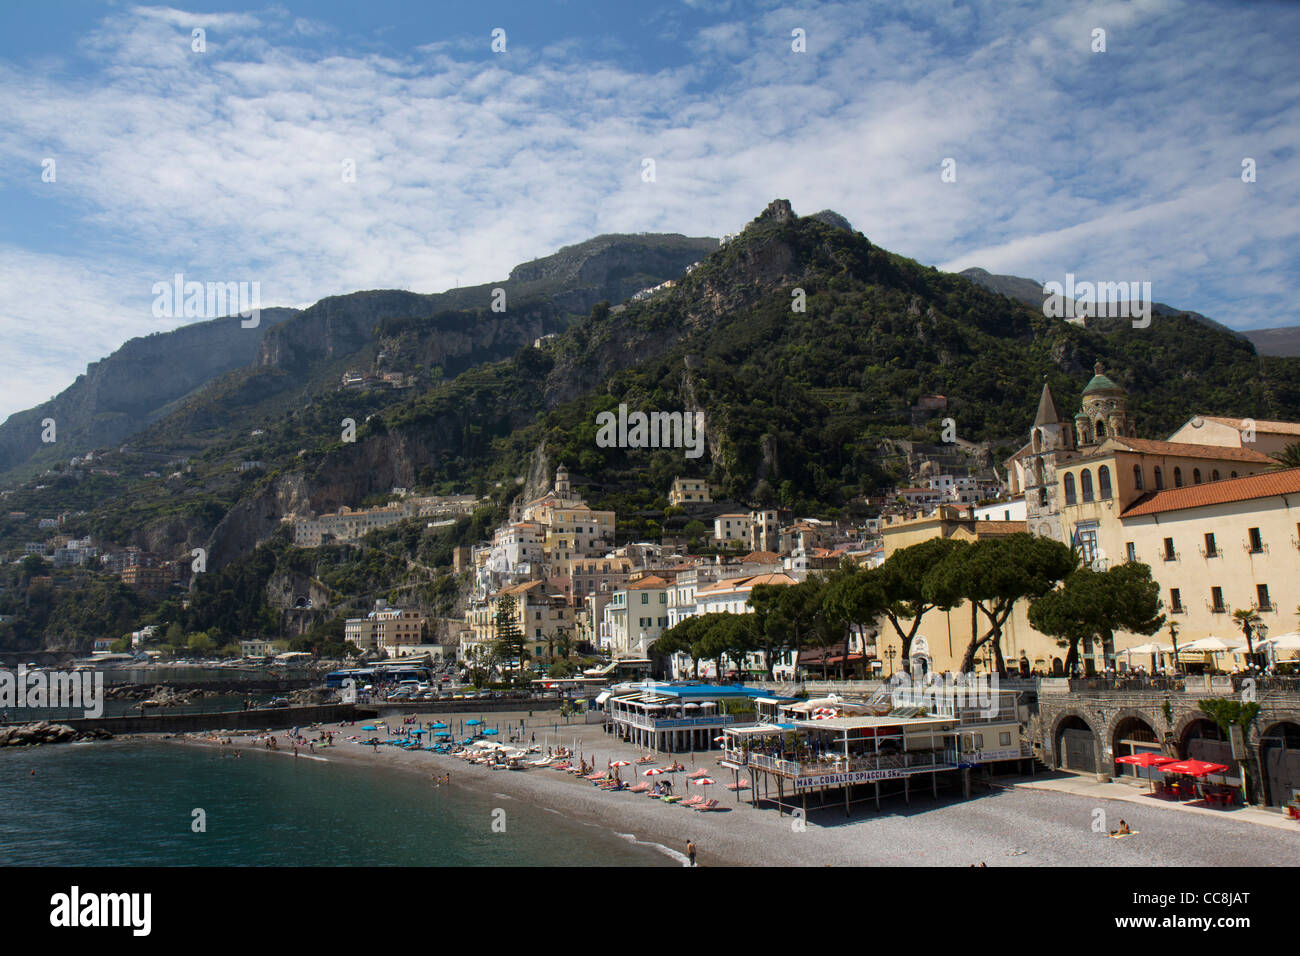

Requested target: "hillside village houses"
[
  {"left": 880, "top": 365, "right": 1300, "bottom": 677},
  {"left": 287, "top": 493, "right": 481, "bottom": 547}
]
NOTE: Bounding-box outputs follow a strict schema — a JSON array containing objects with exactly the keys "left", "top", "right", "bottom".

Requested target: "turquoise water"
[{"left": 0, "top": 741, "right": 671, "bottom": 866}]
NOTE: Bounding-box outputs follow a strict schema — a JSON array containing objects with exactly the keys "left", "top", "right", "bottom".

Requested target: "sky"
[{"left": 0, "top": 0, "right": 1297, "bottom": 420}]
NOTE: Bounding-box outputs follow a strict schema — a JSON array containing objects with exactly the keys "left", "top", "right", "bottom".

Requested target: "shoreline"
[{"left": 143, "top": 706, "right": 1300, "bottom": 868}]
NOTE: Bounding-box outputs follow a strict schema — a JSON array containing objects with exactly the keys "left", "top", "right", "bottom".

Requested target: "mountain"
[
  {"left": 0, "top": 309, "right": 299, "bottom": 478},
  {"left": 958, "top": 267, "right": 1250, "bottom": 343},
  {"left": 8, "top": 199, "right": 1300, "bottom": 652},
  {"left": 1242, "top": 327, "right": 1300, "bottom": 357}
]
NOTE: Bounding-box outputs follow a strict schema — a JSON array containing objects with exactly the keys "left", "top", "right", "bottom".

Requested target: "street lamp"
[
  {"left": 1253, "top": 623, "right": 1269, "bottom": 672},
  {"left": 885, "top": 645, "right": 896, "bottom": 677}
]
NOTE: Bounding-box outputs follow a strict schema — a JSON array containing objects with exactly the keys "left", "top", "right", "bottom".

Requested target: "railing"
[
  {"left": 727, "top": 747, "right": 957, "bottom": 778},
  {"left": 615, "top": 713, "right": 736, "bottom": 732}
]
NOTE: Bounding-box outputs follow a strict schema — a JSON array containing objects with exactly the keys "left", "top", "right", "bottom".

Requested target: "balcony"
[
  {"left": 727, "top": 747, "right": 958, "bottom": 779},
  {"left": 617, "top": 713, "right": 736, "bottom": 732}
]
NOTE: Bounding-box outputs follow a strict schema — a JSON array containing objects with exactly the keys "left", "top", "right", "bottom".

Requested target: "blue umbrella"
[
  {"left": 431, "top": 722, "right": 447, "bottom": 729},
  {"left": 484, "top": 728, "right": 498, "bottom": 736},
  {"left": 362, "top": 725, "right": 378, "bottom": 731},
  {"left": 466, "top": 719, "right": 482, "bottom": 727}
]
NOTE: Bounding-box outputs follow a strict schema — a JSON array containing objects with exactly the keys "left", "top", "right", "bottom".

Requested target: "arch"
[
  {"left": 1063, "top": 472, "right": 1077, "bottom": 505},
  {"left": 1095, "top": 419, "right": 1107, "bottom": 438},
  {"left": 1110, "top": 712, "right": 1161, "bottom": 776},
  {"left": 1193, "top": 468, "right": 1202, "bottom": 484},
  {"left": 1231, "top": 471, "right": 1238, "bottom": 479},
  {"left": 1178, "top": 717, "right": 1228, "bottom": 762},
  {"left": 1154, "top": 466, "right": 1164, "bottom": 490},
  {"left": 1133, "top": 464, "right": 1144, "bottom": 490},
  {"left": 1173, "top": 466, "right": 1183, "bottom": 487},
  {"left": 1034, "top": 459, "right": 1045, "bottom": 486},
  {"left": 1052, "top": 712, "right": 1101, "bottom": 774},
  {"left": 1080, "top": 469, "right": 1094, "bottom": 503},
  {"left": 1051, "top": 656, "right": 1064, "bottom": 677},
  {"left": 1212, "top": 469, "right": 1220, "bottom": 481},
  {"left": 1032, "top": 430, "right": 1043, "bottom": 453},
  {"left": 1098, "top": 465, "right": 1112, "bottom": 499},
  {"left": 1259, "top": 720, "right": 1300, "bottom": 807}
]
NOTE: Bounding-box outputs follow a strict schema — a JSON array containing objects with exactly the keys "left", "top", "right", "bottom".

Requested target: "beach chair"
[
  {"left": 693, "top": 799, "right": 720, "bottom": 812},
  {"left": 661, "top": 795, "right": 683, "bottom": 804},
  {"left": 725, "top": 779, "right": 751, "bottom": 791},
  {"left": 628, "top": 783, "right": 650, "bottom": 793},
  {"left": 680, "top": 795, "right": 703, "bottom": 807}
]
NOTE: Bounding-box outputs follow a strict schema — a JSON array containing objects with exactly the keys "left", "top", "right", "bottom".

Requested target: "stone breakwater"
[{"left": 0, "top": 721, "right": 113, "bottom": 747}]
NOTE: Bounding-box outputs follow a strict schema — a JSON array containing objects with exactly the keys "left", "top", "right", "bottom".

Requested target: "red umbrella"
[
  {"left": 1116, "top": 753, "right": 1176, "bottom": 768},
  {"left": 1162, "top": 759, "right": 1229, "bottom": 776},
  {"left": 643, "top": 767, "right": 667, "bottom": 776}
]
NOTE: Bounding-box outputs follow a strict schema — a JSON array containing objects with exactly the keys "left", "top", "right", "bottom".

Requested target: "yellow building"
[
  {"left": 1115, "top": 468, "right": 1300, "bottom": 658},
  {"left": 669, "top": 477, "right": 712, "bottom": 506}
]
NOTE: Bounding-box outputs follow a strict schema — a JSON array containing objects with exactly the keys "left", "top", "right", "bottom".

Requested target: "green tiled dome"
[{"left": 1082, "top": 361, "right": 1121, "bottom": 394}]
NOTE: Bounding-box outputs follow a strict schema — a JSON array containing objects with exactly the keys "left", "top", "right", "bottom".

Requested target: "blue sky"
[{"left": 1, "top": 0, "right": 1298, "bottom": 419}]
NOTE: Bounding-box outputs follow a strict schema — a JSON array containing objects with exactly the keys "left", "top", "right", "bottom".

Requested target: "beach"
[{"left": 163, "top": 705, "right": 1300, "bottom": 867}]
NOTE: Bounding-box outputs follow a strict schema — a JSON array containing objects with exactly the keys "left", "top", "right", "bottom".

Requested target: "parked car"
[{"left": 267, "top": 698, "right": 290, "bottom": 708}]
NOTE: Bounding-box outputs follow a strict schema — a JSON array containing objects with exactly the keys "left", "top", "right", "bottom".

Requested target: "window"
[
  {"left": 973, "top": 733, "right": 984, "bottom": 749},
  {"left": 1248, "top": 527, "right": 1263, "bottom": 553},
  {"left": 1081, "top": 470, "right": 1094, "bottom": 502},
  {"left": 1133, "top": 465, "right": 1144, "bottom": 490},
  {"left": 1077, "top": 526, "right": 1099, "bottom": 564},
  {"left": 1193, "top": 468, "right": 1202, "bottom": 484},
  {"left": 1063, "top": 473, "right": 1077, "bottom": 505},
  {"left": 1211, "top": 587, "right": 1226, "bottom": 613},
  {"left": 641, "top": 593, "right": 649, "bottom": 604},
  {"left": 1173, "top": 467, "right": 1183, "bottom": 487},
  {"left": 1212, "top": 470, "right": 1220, "bottom": 481},
  {"left": 1257, "top": 584, "right": 1272, "bottom": 611},
  {"left": 1163, "top": 537, "right": 1176, "bottom": 561},
  {"left": 1231, "top": 471, "right": 1238, "bottom": 479},
  {"left": 1170, "top": 588, "right": 1183, "bottom": 613},
  {"left": 999, "top": 732, "right": 1012, "bottom": 747},
  {"left": 1126, "top": 542, "right": 1137, "bottom": 562},
  {"left": 1204, "top": 532, "right": 1218, "bottom": 557},
  {"left": 1098, "top": 465, "right": 1112, "bottom": 499},
  {"left": 1154, "top": 467, "right": 1164, "bottom": 490}
]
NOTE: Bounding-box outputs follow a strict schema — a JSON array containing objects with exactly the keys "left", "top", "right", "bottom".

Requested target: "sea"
[{"left": 0, "top": 740, "right": 675, "bottom": 866}]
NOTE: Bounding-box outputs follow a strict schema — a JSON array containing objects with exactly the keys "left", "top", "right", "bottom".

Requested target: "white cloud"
[{"left": 0, "top": 0, "right": 1296, "bottom": 420}]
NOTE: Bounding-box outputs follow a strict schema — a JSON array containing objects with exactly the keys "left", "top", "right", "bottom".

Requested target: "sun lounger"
[
  {"left": 693, "top": 799, "right": 720, "bottom": 811},
  {"left": 661, "top": 795, "right": 682, "bottom": 804},
  {"left": 680, "top": 795, "right": 703, "bottom": 807},
  {"left": 725, "top": 780, "right": 751, "bottom": 791}
]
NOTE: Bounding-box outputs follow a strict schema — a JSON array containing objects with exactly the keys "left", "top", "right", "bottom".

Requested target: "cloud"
[{"left": 0, "top": 0, "right": 1296, "bottom": 420}]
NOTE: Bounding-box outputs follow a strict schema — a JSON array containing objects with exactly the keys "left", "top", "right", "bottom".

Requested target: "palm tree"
[
  {"left": 1232, "top": 607, "right": 1263, "bottom": 670},
  {"left": 1273, "top": 441, "right": 1300, "bottom": 470}
]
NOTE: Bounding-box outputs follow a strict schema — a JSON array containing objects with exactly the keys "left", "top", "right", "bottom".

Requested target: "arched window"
[
  {"left": 1174, "top": 467, "right": 1183, "bottom": 487},
  {"left": 1212, "top": 470, "right": 1220, "bottom": 481},
  {"left": 1133, "top": 465, "right": 1144, "bottom": 490},
  {"left": 1098, "top": 465, "right": 1112, "bottom": 499},
  {"left": 1032, "top": 430, "right": 1043, "bottom": 453},
  {"left": 1063, "top": 473, "right": 1077, "bottom": 505},
  {"left": 1081, "top": 469, "right": 1094, "bottom": 503},
  {"left": 1035, "top": 459, "right": 1045, "bottom": 486},
  {"left": 1193, "top": 468, "right": 1202, "bottom": 484},
  {"left": 1154, "top": 467, "right": 1164, "bottom": 490},
  {"left": 1096, "top": 419, "right": 1107, "bottom": 438},
  {"left": 1231, "top": 471, "right": 1238, "bottom": 479}
]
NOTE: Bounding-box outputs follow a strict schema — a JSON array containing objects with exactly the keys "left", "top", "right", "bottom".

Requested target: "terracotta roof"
[
  {"left": 1105, "top": 437, "right": 1275, "bottom": 463},
  {"left": 1122, "top": 467, "right": 1300, "bottom": 517},
  {"left": 697, "top": 572, "right": 796, "bottom": 595},
  {"left": 972, "top": 520, "right": 1027, "bottom": 536},
  {"left": 1199, "top": 416, "right": 1300, "bottom": 436},
  {"left": 627, "top": 575, "right": 670, "bottom": 590},
  {"left": 741, "top": 551, "right": 780, "bottom": 562}
]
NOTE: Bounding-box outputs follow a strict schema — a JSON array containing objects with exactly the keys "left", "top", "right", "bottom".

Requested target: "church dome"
[{"left": 1082, "top": 361, "right": 1122, "bottom": 394}]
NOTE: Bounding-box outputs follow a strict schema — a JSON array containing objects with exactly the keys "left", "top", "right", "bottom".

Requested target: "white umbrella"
[
  {"left": 1181, "top": 636, "right": 1245, "bottom": 651},
  {"left": 1258, "top": 632, "right": 1300, "bottom": 651}
]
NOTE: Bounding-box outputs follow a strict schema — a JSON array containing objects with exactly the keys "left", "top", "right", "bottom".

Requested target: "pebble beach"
[{"left": 165, "top": 705, "right": 1300, "bottom": 867}]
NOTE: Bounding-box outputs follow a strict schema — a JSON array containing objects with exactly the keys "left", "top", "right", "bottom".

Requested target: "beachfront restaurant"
[
  {"left": 721, "top": 713, "right": 961, "bottom": 817},
  {"left": 604, "top": 684, "right": 789, "bottom": 754}
]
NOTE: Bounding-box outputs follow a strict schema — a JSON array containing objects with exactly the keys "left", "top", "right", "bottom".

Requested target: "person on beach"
[{"left": 686, "top": 840, "right": 697, "bottom": 867}]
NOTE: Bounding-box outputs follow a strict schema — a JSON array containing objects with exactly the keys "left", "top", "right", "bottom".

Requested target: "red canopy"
[
  {"left": 1116, "top": 753, "right": 1176, "bottom": 768},
  {"left": 1162, "top": 759, "right": 1230, "bottom": 777}
]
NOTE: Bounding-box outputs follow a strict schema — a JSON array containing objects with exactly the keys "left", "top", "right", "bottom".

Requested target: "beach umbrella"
[
  {"left": 431, "top": 722, "right": 447, "bottom": 729},
  {"left": 691, "top": 777, "right": 715, "bottom": 786},
  {"left": 361, "top": 725, "right": 378, "bottom": 731},
  {"left": 644, "top": 768, "right": 667, "bottom": 776},
  {"left": 484, "top": 728, "right": 498, "bottom": 736},
  {"left": 1116, "top": 752, "right": 1176, "bottom": 791}
]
